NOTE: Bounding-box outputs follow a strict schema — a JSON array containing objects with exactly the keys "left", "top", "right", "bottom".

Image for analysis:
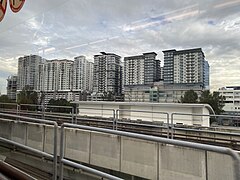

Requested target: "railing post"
[
  {"left": 112, "top": 110, "right": 115, "bottom": 130},
  {"left": 42, "top": 104, "right": 45, "bottom": 119},
  {"left": 115, "top": 109, "right": 119, "bottom": 130},
  {"left": 166, "top": 113, "right": 170, "bottom": 139},
  {"left": 71, "top": 107, "right": 74, "bottom": 124},
  {"left": 171, "top": 113, "right": 174, "bottom": 139},
  {"left": 59, "top": 125, "right": 65, "bottom": 180}
]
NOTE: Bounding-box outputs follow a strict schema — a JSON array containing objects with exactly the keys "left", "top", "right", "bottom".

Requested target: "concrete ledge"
[
  {"left": 0, "top": 120, "right": 12, "bottom": 139},
  {"left": 11, "top": 121, "right": 27, "bottom": 145},
  {"left": 159, "top": 145, "right": 206, "bottom": 180},
  {"left": 207, "top": 152, "right": 234, "bottom": 180},
  {"left": 121, "top": 137, "right": 158, "bottom": 179},
  {"left": 65, "top": 128, "right": 90, "bottom": 163},
  {"left": 90, "top": 132, "right": 120, "bottom": 171},
  {"left": 44, "top": 125, "right": 60, "bottom": 155},
  {"left": 26, "top": 123, "right": 44, "bottom": 151}
]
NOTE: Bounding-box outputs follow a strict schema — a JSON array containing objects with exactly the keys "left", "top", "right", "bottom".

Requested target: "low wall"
[{"left": 0, "top": 119, "right": 237, "bottom": 180}]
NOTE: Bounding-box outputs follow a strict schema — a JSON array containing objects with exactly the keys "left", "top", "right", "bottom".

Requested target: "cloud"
[{"left": 0, "top": 0, "right": 240, "bottom": 93}]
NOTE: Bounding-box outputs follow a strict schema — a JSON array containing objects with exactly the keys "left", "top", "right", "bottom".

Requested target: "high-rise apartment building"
[
  {"left": 124, "top": 52, "right": 160, "bottom": 86},
  {"left": 38, "top": 59, "right": 73, "bottom": 92},
  {"left": 93, "top": 52, "right": 122, "bottom": 95},
  {"left": 163, "top": 48, "right": 208, "bottom": 88},
  {"left": 17, "top": 55, "right": 43, "bottom": 90},
  {"left": 218, "top": 86, "right": 240, "bottom": 113},
  {"left": 163, "top": 50, "right": 175, "bottom": 84},
  {"left": 204, "top": 60, "right": 210, "bottom": 89},
  {"left": 73, "top": 56, "right": 93, "bottom": 92},
  {"left": 7, "top": 75, "right": 17, "bottom": 100}
]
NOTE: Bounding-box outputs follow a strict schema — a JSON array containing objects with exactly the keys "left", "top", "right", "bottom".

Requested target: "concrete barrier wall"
[
  {"left": 11, "top": 121, "right": 27, "bottom": 145},
  {"left": 77, "top": 102, "right": 211, "bottom": 126},
  {"left": 26, "top": 123, "right": 44, "bottom": 151},
  {"left": 121, "top": 137, "right": 158, "bottom": 179},
  {"left": 207, "top": 152, "right": 234, "bottom": 180},
  {"left": 159, "top": 145, "right": 206, "bottom": 180},
  {"left": 0, "top": 120, "right": 237, "bottom": 180},
  {"left": 0, "top": 120, "right": 12, "bottom": 139},
  {"left": 90, "top": 132, "right": 120, "bottom": 171},
  {"left": 65, "top": 128, "right": 91, "bottom": 164}
]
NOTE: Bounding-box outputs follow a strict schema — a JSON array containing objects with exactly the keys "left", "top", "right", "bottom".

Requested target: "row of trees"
[
  {"left": 1, "top": 86, "right": 225, "bottom": 115},
  {"left": 181, "top": 90, "right": 225, "bottom": 114}
]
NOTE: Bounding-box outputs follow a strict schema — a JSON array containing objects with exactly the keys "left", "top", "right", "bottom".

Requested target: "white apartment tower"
[
  {"left": 163, "top": 48, "right": 208, "bottom": 88},
  {"left": 93, "top": 52, "right": 122, "bottom": 95},
  {"left": 124, "top": 52, "right": 160, "bottom": 86},
  {"left": 73, "top": 56, "right": 93, "bottom": 92},
  {"left": 38, "top": 59, "right": 73, "bottom": 92},
  {"left": 17, "top": 55, "right": 43, "bottom": 90}
]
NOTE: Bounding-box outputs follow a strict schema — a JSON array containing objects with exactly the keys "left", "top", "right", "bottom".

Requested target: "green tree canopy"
[
  {"left": 47, "top": 98, "right": 72, "bottom": 113},
  {"left": 0, "top": 95, "right": 12, "bottom": 103},
  {"left": 17, "top": 86, "right": 38, "bottom": 105},
  {"left": 199, "top": 90, "right": 225, "bottom": 115},
  {"left": 181, "top": 90, "right": 198, "bottom": 103}
]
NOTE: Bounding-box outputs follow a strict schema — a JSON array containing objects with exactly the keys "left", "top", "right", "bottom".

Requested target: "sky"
[{"left": 0, "top": 0, "right": 240, "bottom": 94}]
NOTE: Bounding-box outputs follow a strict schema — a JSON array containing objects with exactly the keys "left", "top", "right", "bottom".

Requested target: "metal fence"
[
  {"left": 60, "top": 123, "right": 240, "bottom": 180},
  {"left": 0, "top": 113, "right": 123, "bottom": 180}
]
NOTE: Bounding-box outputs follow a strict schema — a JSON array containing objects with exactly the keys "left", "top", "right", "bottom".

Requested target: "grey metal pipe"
[
  {"left": 0, "top": 137, "right": 53, "bottom": 159},
  {"left": 61, "top": 159, "right": 123, "bottom": 180},
  {"left": 60, "top": 123, "right": 240, "bottom": 180},
  {"left": 0, "top": 113, "right": 58, "bottom": 180}
]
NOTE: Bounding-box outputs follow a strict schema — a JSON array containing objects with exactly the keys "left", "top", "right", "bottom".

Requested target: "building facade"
[
  {"left": 124, "top": 82, "right": 204, "bottom": 103},
  {"left": 124, "top": 52, "right": 160, "bottom": 86},
  {"left": 204, "top": 60, "right": 210, "bottom": 89},
  {"left": 7, "top": 75, "right": 17, "bottom": 101},
  {"left": 163, "top": 48, "right": 208, "bottom": 88},
  {"left": 73, "top": 56, "right": 93, "bottom": 92},
  {"left": 218, "top": 86, "right": 240, "bottom": 113},
  {"left": 93, "top": 52, "right": 122, "bottom": 96},
  {"left": 17, "top": 55, "right": 43, "bottom": 90}
]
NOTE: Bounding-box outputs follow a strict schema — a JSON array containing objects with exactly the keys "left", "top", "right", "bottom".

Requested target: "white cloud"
[{"left": 0, "top": 0, "right": 240, "bottom": 93}]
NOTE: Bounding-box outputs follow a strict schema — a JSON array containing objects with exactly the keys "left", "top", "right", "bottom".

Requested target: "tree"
[
  {"left": 0, "top": 95, "right": 12, "bottom": 103},
  {"left": 181, "top": 90, "right": 198, "bottom": 103},
  {"left": 199, "top": 90, "right": 225, "bottom": 115},
  {"left": 17, "top": 86, "right": 38, "bottom": 110},
  {"left": 47, "top": 98, "right": 72, "bottom": 113},
  {"left": 0, "top": 95, "right": 14, "bottom": 109}
]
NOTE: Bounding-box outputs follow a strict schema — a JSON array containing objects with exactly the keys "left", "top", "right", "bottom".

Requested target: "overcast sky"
[{"left": 0, "top": 0, "right": 240, "bottom": 94}]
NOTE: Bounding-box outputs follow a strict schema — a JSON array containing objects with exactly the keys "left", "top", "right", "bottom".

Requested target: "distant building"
[
  {"left": 93, "top": 52, "right": 123, "bottom": 96},
  {"left": 7, "top": 75, "right": 17, "bottom": 101},
  {"left": 17, "top": 55, "right": 43, "bottom": 90},
  {"left": 73, "top": 56, "right": 93, "bottom": 92},
  {"left": 204, "top": 60, "right": 210, "bottom": 89},
  {"left": 218, "top": 86, "right": 240, "bottom": 113},
  {"left": 163, "top": 48, "right": 209, "bottom": 88},
  {"left": 38, "top": 59, "right": 73, "bottom": 92},
  {"left": 124, "top": 52, "right": 161, "bottom": 86},
  {"left": 124, "top": 81, "right": 204, "bottom": 103}
]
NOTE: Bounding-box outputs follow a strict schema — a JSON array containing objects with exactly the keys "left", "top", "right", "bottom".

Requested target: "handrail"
[
  {"left": 0, "top": 113, "right": 58, "bottom": 180},
  {"left": 116, "top": 109, "right": 169, "bottom": 138},
  {"left": 77, "top": 107, "right": 116, "bottom": 129},
  {"left": 171, "top": 113, "right": 240, "bottom": 139},
  {"left": 0, "top": 137, "right": 122, "bottom": 180},
  {"left": 60, "top": 123, "right": 240, "bottom": 180}
]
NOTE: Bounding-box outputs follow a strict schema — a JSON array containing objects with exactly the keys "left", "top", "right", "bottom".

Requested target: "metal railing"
[
  {"left": 0, "top": 136, "right": 122, "bottom": 180},
  {"left": 0, "top": 113, "right": 58, "bottom": 180},
  {"left": 116, "top": 109, "right": 169, "bottom": 137},
  {"left": 77, "top": 107, "right": 116, "bottom": 129},
  {"left": 60, "top": 123, "right": 240, "bottom": 180},
  {"left": 171, "top": 113, "right": 240, "bottom": 139}
]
